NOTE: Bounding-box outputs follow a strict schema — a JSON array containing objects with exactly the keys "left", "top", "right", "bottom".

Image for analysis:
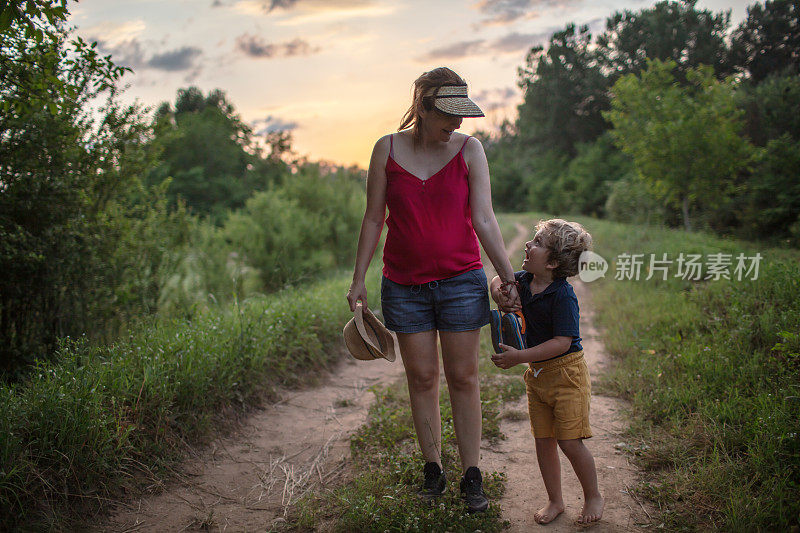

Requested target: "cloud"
[
  {"left": 79, "top": 20, "right": 146, "bottom": 47},
  {"left": 471, "top": 87, "right": 518, "bottom": 113},
  {"left": 418, "top": 39, "right": 485, "bottom": 61},
  {"left": 264, "top": 0, "right": 300, "bottom": 9},
  {"left": 148, "top": 46, "right": 203, "bottom": 71},
  {"left": 233, "top": 0, "right": 392, "bottom": 24},
  {"left": 417, "top": 31, "right": 548, "bottom": 62},
  {"left": 583, "top": 16, "right": 604, "bottom": 34},
  {"left": 472, "top": 0, "right": 579, "bottom": 25},
  {"left": 489, "top": 31, "right": 550, "bottom": 53},
  {"left": 236, "top": 34, "right": 320, "bottom": 58},
  {"left": 258, "top": 0, "right": 373, "bottom": 12},
  {"left": 252, "top": 115, "right": 299, "bottom": 134},
  {"left": 92, "top": 38, "right": 203, "bottom": 73}
]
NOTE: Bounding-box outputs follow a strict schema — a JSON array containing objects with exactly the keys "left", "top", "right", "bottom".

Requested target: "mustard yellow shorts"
[{"left": 523, "top": 350, "right": 592, "bottom": 440}]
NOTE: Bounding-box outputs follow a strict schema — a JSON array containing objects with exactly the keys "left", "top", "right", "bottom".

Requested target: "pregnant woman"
[{"left": 346, "top": 67, "right": 519, "bottom": 513}]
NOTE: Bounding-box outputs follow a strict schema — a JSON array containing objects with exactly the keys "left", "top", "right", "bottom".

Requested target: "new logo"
[{"left": 578, "top": 251, "right": 608, "bottom": 283}]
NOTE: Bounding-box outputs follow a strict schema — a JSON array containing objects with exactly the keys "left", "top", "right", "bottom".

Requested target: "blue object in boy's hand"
[
  {"left": 501, "top": 311, "right": 526, "bottom": 351},
  {"left": 490, "top": 309, "right": 526, "bottom": 354},
  {"left": 490, "top": 309, "right": 503, "bottom": 354}
]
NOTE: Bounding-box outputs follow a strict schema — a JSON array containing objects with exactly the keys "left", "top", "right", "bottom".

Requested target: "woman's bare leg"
[
  {"left": 397, "top": 330, "right": 442, "bottom": 463},
  {"left": 439, "top": 329, "right": 482, "bottom": 470}
]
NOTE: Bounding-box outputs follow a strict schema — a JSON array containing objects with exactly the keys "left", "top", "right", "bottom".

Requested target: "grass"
[
  {"left": 9, "top": 211, "right": 793, "bottom": 531},
  {"left": 563, "top": 215, "right": 800, "bottom": 531},
  {"left": 292, "top": 335, "right": 527, "bottom": 532},
  {"left": 0, "top": 269, "right": 375, "bottom": 531}
]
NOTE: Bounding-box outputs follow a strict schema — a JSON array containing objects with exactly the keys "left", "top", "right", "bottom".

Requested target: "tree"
[
  {"left": 148, "top": 87, "right": 286, "bottom": 223},
  {"left": 730, "top": 0, "right": 800, "bottom": 82},
  {"left": 0, "top": 0, "right": 126, "bottom": 116},
  {"left": 547, "top": 133, "right": 633, "bottom": 217},
  {"left": 516, "top": 23, "right": 609, "bottom": 157},
  {"left": 739, "top": 135, "right": 800, "bottom": 243},
  {"left": 0, "top": 7, "right": 151, "bottom": 373},
  {"left": 265, "top": 130, "right": 293, "bottom": 162},
  {"left": 737, "top": 73, "right": 800, "bottom": 146},
  {"left": 604, "top": 59, "right": 754, "bottom": 230},
  {"left": 0, "top": 0, "right": 67, "bottom": 33},
  {"left": 596, "top": 0, "right": 731, "bottom": 81},
  {"left": 504, "top": 0, "right": 733, "bottom": 213}
]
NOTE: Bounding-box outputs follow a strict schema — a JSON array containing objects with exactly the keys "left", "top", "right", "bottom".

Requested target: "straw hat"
[
  {"left": 343, "top": 303, "right": 399, "bottom": 362},
  {"left": 428, "top": 84, "right": 484, "bottom": 118}
]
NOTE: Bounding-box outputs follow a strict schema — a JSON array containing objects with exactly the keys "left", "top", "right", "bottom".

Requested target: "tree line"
[
  {"left": 0, "top": 2, "right": 364, "bottom": 376},
  {"left": 485, "top": 0, "right": 799, "bottom": 239},
  {"left": 2, "top": 0, "right": 797, "bottom": 375}
]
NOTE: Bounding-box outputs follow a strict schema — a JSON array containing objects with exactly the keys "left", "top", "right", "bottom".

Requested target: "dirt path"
[
  {"left": 97, "top": 221, "right": 651, "bottom": 532},
  {"left": 481, "top": 222, "right": 653, "bottom": 531},
  {"left": 96, "top": 351, "right": 405, "bottom": 532}
]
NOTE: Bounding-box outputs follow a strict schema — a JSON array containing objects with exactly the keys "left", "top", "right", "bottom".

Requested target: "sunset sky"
[{"left": 71, "top": 0, "right": 753, "bottom": 168}]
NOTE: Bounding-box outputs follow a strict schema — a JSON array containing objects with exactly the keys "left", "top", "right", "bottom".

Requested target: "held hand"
[
  {"left": 500, "top": 284, "right": 521, "bottom": 312},
  {"left": 495, "top": 289, "right": 520, "bottom": 313},
  {"left": 346, "top": 280, "right": 367, "bottom": 312},
  {"left": 491, "top": 343, "right": 521, "bottom": 369}
]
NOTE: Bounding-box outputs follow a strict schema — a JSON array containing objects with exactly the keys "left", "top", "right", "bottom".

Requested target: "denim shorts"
[{"left": 380, "top": 268, "right": 491, "bottom": 334}]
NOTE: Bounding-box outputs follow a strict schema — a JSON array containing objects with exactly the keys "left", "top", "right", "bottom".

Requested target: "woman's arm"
[
  {"left": 346, "top": 136, "right": 390, "bottom": 312},
  {"left": 465, "top": 136, "right": 520, "bottom": 308}
]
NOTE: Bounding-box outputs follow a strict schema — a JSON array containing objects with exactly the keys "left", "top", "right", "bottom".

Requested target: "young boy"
[{"left": 490, "top": 219, "right": 604, "bottom": 525}]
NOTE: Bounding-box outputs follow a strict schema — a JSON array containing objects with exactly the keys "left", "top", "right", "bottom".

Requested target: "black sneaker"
[
  {"left": 417, "top": 461, "right": 446, "bottom": 500},
  {"left": 460, "top": 466, "right": 489, "bottom": 513}
]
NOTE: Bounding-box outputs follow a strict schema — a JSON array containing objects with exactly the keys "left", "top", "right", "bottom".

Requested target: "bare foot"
[
  {"left": 534, "top": 500, "right": 565, "bottom": 524},
  {"left": 578, "top": 495, "right": 604, "bottom": 524}
]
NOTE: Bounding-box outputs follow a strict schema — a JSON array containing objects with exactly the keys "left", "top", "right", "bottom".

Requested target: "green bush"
[
  {"left": 222, "top": 165, "right": 365, "bottom": 291},
  {"left": 147, "top": 87, "right": 288, "bottom": 224},
  {"left": 604, "top": 174, "right": 669, "bottom": 225},
  {"left": 484, "top": 133, "right": 536, "bottom": 212},
  {"left": 0, "top": 274, "right": 355, "bottom": 530},
  {"left": 548, "top": 133, "right": 632, "bottom": 217},
  {"left": 524, "top": 149, "right": 570, "bottom": 212},
  {"left": 738, "top": 135, "right": 800, "bottom": 246}
]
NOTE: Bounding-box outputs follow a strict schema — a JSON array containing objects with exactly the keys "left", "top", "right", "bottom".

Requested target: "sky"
[{"left": 71, "top": 0, "right": 754, "bottom": 168}]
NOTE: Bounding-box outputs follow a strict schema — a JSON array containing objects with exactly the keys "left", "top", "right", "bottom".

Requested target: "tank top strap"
[
  {"left": 459, "top": 135, "right": 470, "bottom": 154},
  {"left": 389, "top": 134, "right": 395, "bottom": 159}
]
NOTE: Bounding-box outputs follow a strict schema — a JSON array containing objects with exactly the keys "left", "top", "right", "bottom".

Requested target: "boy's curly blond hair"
[{"left": 536, "top": 219, "right": 593, "bottom": 278}]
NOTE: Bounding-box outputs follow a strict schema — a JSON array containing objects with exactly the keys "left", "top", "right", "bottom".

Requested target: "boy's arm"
[
  {"left": 489, "top": 275, "right": 502, "bottom": 300},
  {"left": 489, "top": 274, "right": 519, "bottom": 312},
  {"left": 491, "top": 336, "right": 572, "bottom": 369}
]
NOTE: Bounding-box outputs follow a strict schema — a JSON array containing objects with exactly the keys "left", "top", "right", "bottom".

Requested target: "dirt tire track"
[
  {"left": 95, "top": 220, "right": 651, "bottom": 532},
  {"left": 94, "top": 349, "right": 404, "bottom": 532},
  {"left": 481, "top": 222, "right": 653, "bottom": 531}
]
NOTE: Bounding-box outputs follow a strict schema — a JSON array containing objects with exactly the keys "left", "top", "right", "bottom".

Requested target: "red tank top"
[{"left": 382, "top": 134, "right": 483, "bottom": 285}]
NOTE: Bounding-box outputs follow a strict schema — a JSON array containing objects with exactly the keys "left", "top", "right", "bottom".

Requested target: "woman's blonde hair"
[
  {"left": 536, "top": 219, "right": 593, "bottom": 278},
  {"left": 398, "top": 67, "right": 466, "bottom": 146}
]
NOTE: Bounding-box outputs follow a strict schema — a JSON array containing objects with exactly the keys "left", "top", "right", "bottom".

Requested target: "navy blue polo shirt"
[{"left": 514, "top": 271, "right": 582, "bottom": 360}]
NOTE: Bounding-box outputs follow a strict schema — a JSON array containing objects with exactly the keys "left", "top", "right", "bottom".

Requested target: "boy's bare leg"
[
  {"left": 534, "top": 437, "right": 565, "bottom": 524},
  {"left": 397, "top": 331, "right": 443, "bottom": 464},
  {"left": 557, "top": 438, "right": 604, "bottom": 523}
]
